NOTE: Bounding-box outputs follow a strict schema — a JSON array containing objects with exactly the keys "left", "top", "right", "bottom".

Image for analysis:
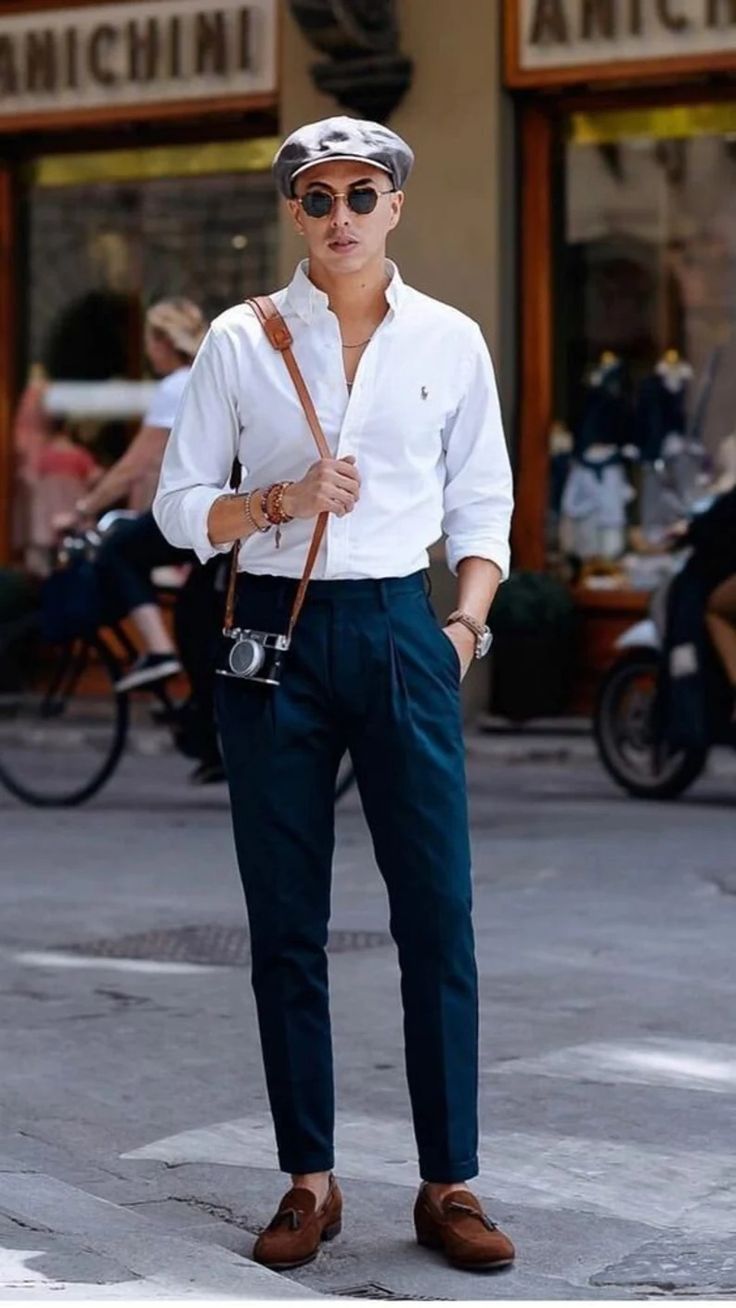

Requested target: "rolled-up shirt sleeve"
[
  {"left": 441, "top": 323, "right": 514, "bottom": 579},
  {"left": 153, "top": 326, "right": 241, "bottom": 564}
]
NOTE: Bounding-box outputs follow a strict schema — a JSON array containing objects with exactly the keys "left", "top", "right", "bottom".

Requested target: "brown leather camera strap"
[
  {"left": 223, "top": 295, "right": 330, "bottom": 640},
  {"left": 223, "top": 456, "right": 245, "bottom": 634}
]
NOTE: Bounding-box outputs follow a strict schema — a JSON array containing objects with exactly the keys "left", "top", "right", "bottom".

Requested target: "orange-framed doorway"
[{"left": 0, "top": 165, "right": 17, "bottom": 568}]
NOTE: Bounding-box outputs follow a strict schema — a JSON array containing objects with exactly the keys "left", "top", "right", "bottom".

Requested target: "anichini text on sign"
[
  {"left": 0, "top": 0, "right": 276, "bottom": 115},
  {"left": 519, "top": 0, "right": 736, "bottom": 71}
]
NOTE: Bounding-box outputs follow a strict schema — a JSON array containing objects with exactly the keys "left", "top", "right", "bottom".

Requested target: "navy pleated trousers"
[{"left": 215, "top": 569, "right": 479, "bottom": 1182}]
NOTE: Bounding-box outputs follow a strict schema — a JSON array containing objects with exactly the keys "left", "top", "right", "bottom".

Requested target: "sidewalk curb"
[{"left": 0, "top": 1159, "right": 317, "bottom": 1299}]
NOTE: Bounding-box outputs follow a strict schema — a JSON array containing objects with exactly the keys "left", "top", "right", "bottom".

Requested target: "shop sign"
[
  {"left": 0, "top": 0, "right": 276, "bottom": 118},
  {"left": 507, "top": 0, "right": 736, "bottom": 86}
]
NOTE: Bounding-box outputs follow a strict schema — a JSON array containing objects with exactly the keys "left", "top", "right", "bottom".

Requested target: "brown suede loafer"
[
  {"left": 252, "top": 1174, "right": 342, "bottom": 1271},
  {"left": 414, "top": 1184, "right": 515, "bottom": 1271}
]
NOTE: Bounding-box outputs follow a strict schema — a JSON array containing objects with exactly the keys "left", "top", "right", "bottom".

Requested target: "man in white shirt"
[{"left": 154, "top": 117, "right": 515, "bottom": 1275}]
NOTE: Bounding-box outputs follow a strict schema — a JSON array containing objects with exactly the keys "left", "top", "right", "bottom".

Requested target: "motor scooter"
[{"left": 594, "top": 563, "right": 735, "bottom": 799}]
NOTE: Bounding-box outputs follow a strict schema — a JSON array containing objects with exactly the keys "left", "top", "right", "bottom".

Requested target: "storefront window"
[
  {"left": 12, "top": 141, "right": 278, "bottom": 571},
  {"left": 549, "top": 104, "right": 736, "bottom": 591}
]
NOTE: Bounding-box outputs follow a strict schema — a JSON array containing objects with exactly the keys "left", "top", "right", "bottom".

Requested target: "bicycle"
[
  {"left": 0, "top": 513, "right": 356, "bottom": 807},
  {"left": 0, "top": 514, "right": 162, "bottom": 806}
]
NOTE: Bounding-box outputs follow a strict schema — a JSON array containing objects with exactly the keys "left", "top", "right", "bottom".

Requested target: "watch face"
[{"left": 478, "top": 629, "right": 493, "bottom": 658}]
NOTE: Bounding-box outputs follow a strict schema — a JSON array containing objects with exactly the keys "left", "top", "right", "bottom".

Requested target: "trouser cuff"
[
  {"left": 278, "top": 1150, "right": 335, "bottom": 1175},
  {"left": 419, "top": 1154, "right": 478, "bottom": 1183}
]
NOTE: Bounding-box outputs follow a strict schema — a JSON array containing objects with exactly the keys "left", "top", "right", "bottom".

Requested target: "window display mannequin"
[
  {"left": 634, "top": 348, "right": 707, "bottom": 538},
  {"left": 547, "top": 419, "right": 574, "bottom": 554},
  {"left": 575, "top": 350, "right": 629, "bottom": 455},
  {"left": 559, "top": 352, "right": 634, "bottom": 560}
]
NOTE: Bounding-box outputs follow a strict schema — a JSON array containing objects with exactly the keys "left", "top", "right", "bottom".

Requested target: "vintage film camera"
[{"left": 216, "top": 627, "right": 291, "bottom": 686}]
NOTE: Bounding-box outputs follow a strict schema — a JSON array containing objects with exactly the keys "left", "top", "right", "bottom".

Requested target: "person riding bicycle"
[{"left": 53, "top": 297, "right": 207, "bottom": 692}]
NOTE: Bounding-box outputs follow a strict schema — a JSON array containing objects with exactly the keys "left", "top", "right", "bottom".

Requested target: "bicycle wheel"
[{"left": 0, "top": 612, "right": 129, "bottom": 806}]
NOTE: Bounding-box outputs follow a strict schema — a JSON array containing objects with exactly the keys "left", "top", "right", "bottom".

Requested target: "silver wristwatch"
[{"left": 446, "top": 610, "right": 493, "bottom": 659}]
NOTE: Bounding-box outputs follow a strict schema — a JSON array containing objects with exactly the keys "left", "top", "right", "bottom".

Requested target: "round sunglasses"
[{"left": 297, "top": 185, "right": 397, "bottom": 220}]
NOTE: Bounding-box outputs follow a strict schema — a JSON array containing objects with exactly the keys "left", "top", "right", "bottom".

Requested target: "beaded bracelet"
[
  {"left": 261, "top": 481, "right": 295, "bottom": 548},
  {"left": 261, "top": 482, "right": 293, "bottom": 526},
  {"left": 243, "top": 489, "right": 271, "bottom": 534}
]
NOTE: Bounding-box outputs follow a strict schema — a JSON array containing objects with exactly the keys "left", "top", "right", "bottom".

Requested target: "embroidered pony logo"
[{"left": 421, "top": 386, "right": 429, "bottom": 400}]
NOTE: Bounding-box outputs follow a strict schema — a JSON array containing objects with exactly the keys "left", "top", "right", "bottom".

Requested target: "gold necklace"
[{"left": 342, "top": 334, "right": 373, "bottom": 349}]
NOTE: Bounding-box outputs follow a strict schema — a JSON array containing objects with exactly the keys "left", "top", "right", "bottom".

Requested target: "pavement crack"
[
  {"left": 2, "top": 1213, "right": 52, "bottom": 1233},
  {"left": 125, "top": 1194, "right": 256, "bottom": 1231},
  {"left": 56, "top": 1012, "right": 124, "bottom": 1023},
  {"left": 56, "top": 996, "right": 170, "bottom": 1022},
  {"left": 627, "top": 1287, "right": 736, "bottom": 1298},
  {"left": 0, "top": 988, "right": 54, "bottom": 1002},
  {"left": 328, "top": 1285, "right": 454, "bottom": 1301},
  {"left": 170, "top": 1195, "right": 256, "bottom": 1230},
  {"left": 93, "top": 988, "right": 155, "bottom": 1008}
]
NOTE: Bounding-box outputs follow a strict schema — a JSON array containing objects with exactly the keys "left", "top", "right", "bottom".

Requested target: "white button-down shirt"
[{"left": 153, "top": 260, "right": 513, "bottom": 580}]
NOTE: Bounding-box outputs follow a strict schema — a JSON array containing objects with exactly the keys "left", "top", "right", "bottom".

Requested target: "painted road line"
[
  {"left": 12, "top": 951, "right": 220, "bottom": 977},
  {"left": 489, "top": 1038, "right": 736, "bottom": 1095}
]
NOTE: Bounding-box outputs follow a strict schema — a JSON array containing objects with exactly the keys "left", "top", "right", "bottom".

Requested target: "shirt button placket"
[
  {"left": 318, "top": 324, "right": 340, "bottom": 580},
  {"left": 339, "top": 352, "right": 372, "bottom": 577},
  {"left": 328, "top": 321, "right": 350, "bottom": 578}
]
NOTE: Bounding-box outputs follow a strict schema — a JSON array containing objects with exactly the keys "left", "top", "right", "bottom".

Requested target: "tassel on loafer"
[
  {"left": 252, "top": 1174, "right": 342, "bottom": 1271},
  {"left": 414, "top": 1184, "right": 515, "bottom": 1271}
]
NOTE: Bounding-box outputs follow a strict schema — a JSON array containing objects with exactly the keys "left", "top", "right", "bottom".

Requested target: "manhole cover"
[{"left": 58, "top": 925, "right": 392, "bottom": 966}]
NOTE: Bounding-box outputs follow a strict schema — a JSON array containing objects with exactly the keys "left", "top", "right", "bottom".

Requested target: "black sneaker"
[{"left": 115, "top": 653, "right": 182, "bottom": 692}]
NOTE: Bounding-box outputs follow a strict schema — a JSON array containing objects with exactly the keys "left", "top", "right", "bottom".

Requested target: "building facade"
[
  {"left": 7, "top": 1, "right": 736, "bottom": 712},
  {"left": 0, "top": 0, "right": 280, "bottom": 570},
  {"left": 0, "top": 0, "right": 509, "bottom": 715}
]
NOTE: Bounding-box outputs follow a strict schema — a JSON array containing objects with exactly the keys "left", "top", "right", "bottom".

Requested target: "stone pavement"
[{"left": 0, "top": 729, "right": 735, "bottom": 1300}]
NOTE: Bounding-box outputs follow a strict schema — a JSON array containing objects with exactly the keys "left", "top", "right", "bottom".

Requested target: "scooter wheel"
[{"left": 594, "top": 649, "right": 708, "bottom": 799}]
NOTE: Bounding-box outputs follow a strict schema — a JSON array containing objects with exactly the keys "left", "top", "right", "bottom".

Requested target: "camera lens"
[{"left": 229, "top": 637, "right": 265, "bottom": 678}]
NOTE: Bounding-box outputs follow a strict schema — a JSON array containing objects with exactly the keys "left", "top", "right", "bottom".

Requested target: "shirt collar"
[{"left": 285, "top": 258, "right": 405, "bottom": 322}]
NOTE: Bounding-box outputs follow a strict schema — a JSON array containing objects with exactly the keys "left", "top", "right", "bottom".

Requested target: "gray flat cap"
[{"left": 273, "top": 116, "right": 414, "bottom": 198}]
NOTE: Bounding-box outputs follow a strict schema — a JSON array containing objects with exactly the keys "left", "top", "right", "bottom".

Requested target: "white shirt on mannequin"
[{"left": 153, "top": 260, "right": 513, "bottom": 581}]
